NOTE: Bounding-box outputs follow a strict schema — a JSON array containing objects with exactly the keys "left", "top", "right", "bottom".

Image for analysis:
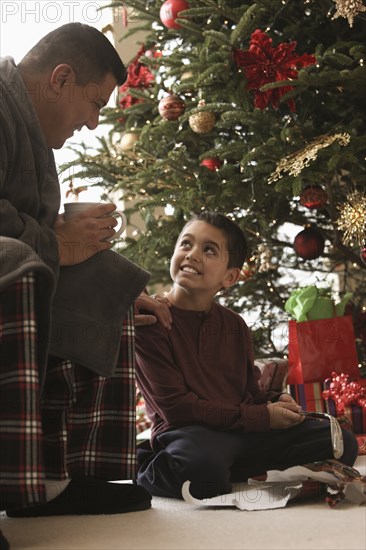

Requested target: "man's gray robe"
[{"left": 0, "top": 57, "right": 149, "bottom": 381}]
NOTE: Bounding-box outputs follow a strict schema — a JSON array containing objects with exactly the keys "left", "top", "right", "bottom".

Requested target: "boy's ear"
[{"left": 222, "top": 267, "right": 241, "bottom": 289}]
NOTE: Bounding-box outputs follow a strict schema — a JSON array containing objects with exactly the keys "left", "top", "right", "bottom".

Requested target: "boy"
[{"left": 135, "top": 211, "right": 358, "bottom": 500}]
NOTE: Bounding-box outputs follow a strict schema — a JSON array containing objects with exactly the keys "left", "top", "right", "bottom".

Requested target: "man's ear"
[
  {"left": 222, "top": 267, "right": 241, "bottom": 289},
  {"left": 49, "top": 64, "right": 75, "bottom": 90}
]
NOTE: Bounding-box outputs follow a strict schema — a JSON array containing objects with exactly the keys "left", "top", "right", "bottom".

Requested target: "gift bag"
[{"left": 287, "top": 316, "right": 360, "bottom": 384}]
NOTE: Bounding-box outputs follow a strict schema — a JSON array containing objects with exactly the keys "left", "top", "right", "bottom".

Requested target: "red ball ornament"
[
  {"left": 299, "top": 185, "right": 328, "bottom": 209},
  {"left": 158, "top": 94, "right": 186, "bottom": 121},
  {"left": 293, "top": 226, "right": 325, "bottom": 260},
  {"left": 200, "top": 158, "right": 223, "bottom": 171},
  {"left": 360, "top": 246, "right": 366, "bottom": 265},
  {"left": 160, "top": 0, "right": 190, "bottom": 29}
]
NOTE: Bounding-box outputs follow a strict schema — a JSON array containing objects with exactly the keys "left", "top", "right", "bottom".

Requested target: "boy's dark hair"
[
  {"left": 186, "top": 211, "right": 247, "bottom": 268},
  {"left": 19, "top": 23, "right": 127, "bottom": 86}
]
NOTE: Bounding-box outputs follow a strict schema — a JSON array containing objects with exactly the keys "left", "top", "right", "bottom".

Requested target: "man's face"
[{"left": 45, "top": 70, "right": 117, "bottom": 149}]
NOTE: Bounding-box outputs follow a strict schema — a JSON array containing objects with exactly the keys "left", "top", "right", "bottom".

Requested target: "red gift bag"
[{"left": 287, "top": 316, "right": 360, "bottom": 384}]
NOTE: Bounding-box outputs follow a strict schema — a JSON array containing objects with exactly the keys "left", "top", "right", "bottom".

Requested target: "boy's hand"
[
  {"left": 278, "top": 393, "right": 298, "bottom": 405},
  {"left": 267, "top": 401, "right": 304, "bottom": 429},
  {"left": 134, "top": 293, "right": 172, "bottom": 329}
]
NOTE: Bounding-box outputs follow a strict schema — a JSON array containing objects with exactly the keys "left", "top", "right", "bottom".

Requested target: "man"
[{"left": 0, "top": 23, "right": 168, "bottom": 539}]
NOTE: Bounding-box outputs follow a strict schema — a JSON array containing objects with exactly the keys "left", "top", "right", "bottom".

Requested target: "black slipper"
[
  {"left": 0, "top": 531, "right": 9, "bottom": 550},
  {"left": 6, "top": 478, "right": 151, "bottom": 517}
]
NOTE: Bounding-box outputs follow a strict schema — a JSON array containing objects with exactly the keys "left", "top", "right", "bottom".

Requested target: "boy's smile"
[{"left": 180, "top": 264, "right": 201, "bottom": 275}]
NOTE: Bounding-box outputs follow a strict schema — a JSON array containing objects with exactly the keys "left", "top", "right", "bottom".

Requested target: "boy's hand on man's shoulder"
[{"left": 135, "top": 292, "right": 172, "bottom": 329}]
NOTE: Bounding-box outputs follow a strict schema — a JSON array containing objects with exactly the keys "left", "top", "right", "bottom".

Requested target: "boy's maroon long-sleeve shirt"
[{"left": 136, "top": 302, "right": 277, "bottom": 449}]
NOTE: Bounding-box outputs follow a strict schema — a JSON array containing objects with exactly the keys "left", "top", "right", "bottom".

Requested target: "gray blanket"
[{"left": 49, "top": 250, "right": 150, "bottom": 376}]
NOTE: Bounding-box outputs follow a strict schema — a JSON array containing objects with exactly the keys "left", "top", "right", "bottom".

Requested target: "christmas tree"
[{"left": 62, "top": 0, "right": 366, "bottom": 361}]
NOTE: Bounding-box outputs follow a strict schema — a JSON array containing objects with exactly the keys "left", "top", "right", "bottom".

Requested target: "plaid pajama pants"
[{"left": 0, "top": 272, "right": 136, "bottom": 510}]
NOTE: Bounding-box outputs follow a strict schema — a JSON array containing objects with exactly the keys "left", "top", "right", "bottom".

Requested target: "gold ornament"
[
  {"left": 181, "top": 71, "right": 193, "bottom": 81},
  {"left": 120, "top": 132, "right": 139, "bottom": 151},
  {"left": 331, "top": 0, "right": 366, "bottom": 27},
  {"left": 268, "top": 133, "right": 350, "bottom": 183},
  {"left": 256, "top": 243, "right": 277, "bottom": 273},
  {"left": 189, "top": 101, "right": 215, "bottom": 134},
  {"left": 336, "top": 190, "right": 366, "bottom": 245}
]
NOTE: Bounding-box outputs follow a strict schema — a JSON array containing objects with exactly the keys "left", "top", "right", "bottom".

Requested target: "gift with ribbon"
[{"left": 323, "top": 372, "right": 366, "bottom": 434}]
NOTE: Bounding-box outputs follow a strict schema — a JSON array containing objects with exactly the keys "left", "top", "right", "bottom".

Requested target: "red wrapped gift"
[
  {"left": 255, "top": 357, "right": 288, "bottom": 392},
  {"left": 287, "top": 316, "right": 360, "bottom": 384},
  {"left": 323, "top": 374, "right": 366, "bottom": 434},
  {"left": 287, "top": 382, "right": 326, "bottom": 413}
]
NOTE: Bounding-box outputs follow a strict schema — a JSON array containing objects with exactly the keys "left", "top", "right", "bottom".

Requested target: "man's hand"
[
  {"left": 134, "top": 293, "right": 172, "bottom": 329},
  {"left": 267, "top": 401, "right": 304, "bottom": 429},
  {"left": 54, "top": 204, "right": 119, "bottom": 265}
]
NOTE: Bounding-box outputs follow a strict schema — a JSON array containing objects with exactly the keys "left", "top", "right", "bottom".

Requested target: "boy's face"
[{"left": 170, "top": 220, "right": 240, "bottom": 296}]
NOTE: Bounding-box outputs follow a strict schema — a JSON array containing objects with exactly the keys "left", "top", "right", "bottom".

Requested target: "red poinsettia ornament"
[
  {"left": 119, "top": 46, "right": 158, "bottom": 112},
  {"left": 234, "top": 29, "right": 316, "bottom": 111}
]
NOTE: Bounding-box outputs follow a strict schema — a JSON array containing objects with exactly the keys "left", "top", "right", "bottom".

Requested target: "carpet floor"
[{"left": 1, "top": 455, "right": 365, "bottom": 550}]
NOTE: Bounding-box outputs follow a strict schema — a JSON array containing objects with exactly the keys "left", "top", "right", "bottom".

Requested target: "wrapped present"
[
  {"left": 356, "top": 434, "right": 366, "bottom": 455},
  {"left": 287, "top": 382, "right": 326, "bottom": 413},
  {"left": 255, "top": 357, "right": 288, "bottom": 392},
  {"left": 285, "top": 286, "right": 359, "bottom": 384},
  {"left": 323, "top": 373, "right": 366, "bottom": 434}
]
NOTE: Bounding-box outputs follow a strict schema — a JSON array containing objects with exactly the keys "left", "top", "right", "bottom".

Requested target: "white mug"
[{"left": 63, "top": 202, "right": 127, "bottom": 241}]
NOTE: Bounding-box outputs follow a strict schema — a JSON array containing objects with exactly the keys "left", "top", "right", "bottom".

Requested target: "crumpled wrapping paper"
[{"left": 182, "top": 459, "right": 366, "bottom": 510}]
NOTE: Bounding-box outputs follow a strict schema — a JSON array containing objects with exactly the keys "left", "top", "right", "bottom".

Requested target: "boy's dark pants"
[{"left": 137, "top": 422, "right": 358, "bottom": 499}]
